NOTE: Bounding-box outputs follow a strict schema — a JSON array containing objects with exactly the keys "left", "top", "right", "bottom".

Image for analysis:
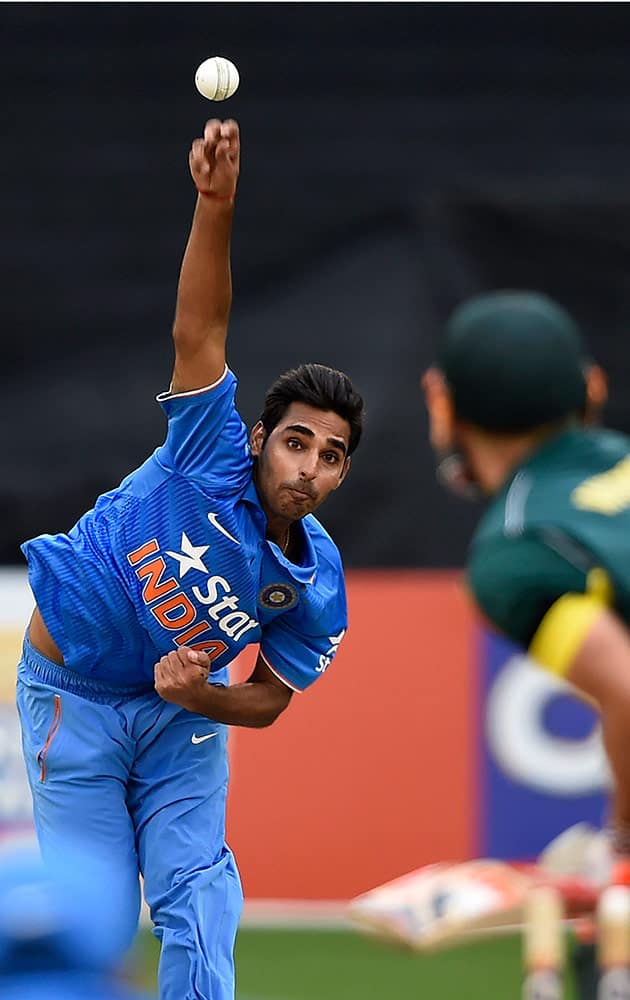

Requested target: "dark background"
[{"left": 3, "top": 2, "right": 630, "bottom": 567}]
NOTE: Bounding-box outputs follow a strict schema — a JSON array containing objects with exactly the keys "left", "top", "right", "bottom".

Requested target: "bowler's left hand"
[{"left": 154, "top": 647, "right": 211, "bottom": 711}]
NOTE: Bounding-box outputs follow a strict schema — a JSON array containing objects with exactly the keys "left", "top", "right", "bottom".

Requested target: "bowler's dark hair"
[{"left": 259, "top": 363, "right": 364, "bottom": 455}]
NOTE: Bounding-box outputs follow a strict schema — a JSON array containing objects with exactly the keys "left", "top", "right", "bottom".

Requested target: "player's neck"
[
  {"left": 266, "top": 519, "right": 292, "bottom": 553},
  {"left": 459, "top": 423, "right": 564, "bottom": 495}
]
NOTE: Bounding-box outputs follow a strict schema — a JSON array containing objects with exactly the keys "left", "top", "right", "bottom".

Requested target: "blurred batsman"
[
  {"left": 422, "top": 290, "right": 630, "bottom": 981},
  {"left": 0, "top": 839, "right": 154, "bottom": 999},
  {"left": 16, "top": 119, "right": 363, "bottom": 1000}
]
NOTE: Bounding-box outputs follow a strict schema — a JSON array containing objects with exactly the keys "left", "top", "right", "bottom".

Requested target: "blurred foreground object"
[
  {"left": 0, "top": 837, "right": 154, "bottom": 999},
  {"left": 348, "top": 823, "right": 609, "bottom": 952},
  {"left": 522, "top": 885, "right": 564, "bottom": 999},
  {"left": 596, "top": 885, "right": 630, "bottom": 999}
]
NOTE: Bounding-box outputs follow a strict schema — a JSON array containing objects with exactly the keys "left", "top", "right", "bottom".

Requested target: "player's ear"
[
  {"left": 583, "top": 364, "right": 608, "bottom": 427},
  {"left": 422, "top": 367, "right": 456, "bottom": 452},
  {"left": 250, "top": 421, "right": 266, "bottom": 457},
  {"left": 335, "top": 456, "right": 351, "bottom": 489}
]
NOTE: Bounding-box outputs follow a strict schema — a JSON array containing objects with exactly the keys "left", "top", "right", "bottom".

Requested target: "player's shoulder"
[
  {"left": 546, "top": 426, "right": 630, "bottom": 470},
  {"left": 526, "top": 426, "right": 630, "bottom": 483},
  {"left": 467, "top": 527, "right": 587, "bottom": 646},
  {"left": 591, "top": 426, "right": 630, "bottom": 451},
  {"left": 475, "top": 427, "right": 630, "bottom": 546},
  {"left": 469, "top": 530, "right": 560, "bottom": 594},
  {"left": 291, "top": 514, "right": 346, "bottom": 623}
]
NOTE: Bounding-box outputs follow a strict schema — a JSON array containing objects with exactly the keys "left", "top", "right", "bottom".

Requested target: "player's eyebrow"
[{"left": 284, "top": 424, "right": 348, "bottom": 456}]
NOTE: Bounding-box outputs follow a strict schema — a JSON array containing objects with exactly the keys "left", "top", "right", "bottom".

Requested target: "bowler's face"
[{"left": 250, "top": 402, "right": 351, "bottom": 520}]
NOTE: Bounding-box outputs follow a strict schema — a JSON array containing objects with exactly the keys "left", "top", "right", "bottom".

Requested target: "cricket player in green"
[{"left": 423, "top": 290, "right": 627, "bottom": 996}]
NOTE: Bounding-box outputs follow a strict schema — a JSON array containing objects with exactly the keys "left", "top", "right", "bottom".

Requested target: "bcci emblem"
[{"left": 258, "top": 582, "right": 298, "bottom": 611}]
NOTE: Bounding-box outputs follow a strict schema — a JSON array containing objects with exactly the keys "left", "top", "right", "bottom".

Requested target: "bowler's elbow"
[{"left": 251, "top": 683, "right": 293, "bottom": 728}]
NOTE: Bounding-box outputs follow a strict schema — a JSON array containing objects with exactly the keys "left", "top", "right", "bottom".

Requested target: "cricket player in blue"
[
  {"left": 0, "top": 839, "right": 155, "bottom": 1000},
  {"left": 16, "top": 120, "right": 364, "bottom": 1000}
]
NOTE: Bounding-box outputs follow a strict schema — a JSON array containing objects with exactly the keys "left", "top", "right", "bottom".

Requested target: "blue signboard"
[{"left": 479, "top": 628, "right": 609, "bottom": 859}]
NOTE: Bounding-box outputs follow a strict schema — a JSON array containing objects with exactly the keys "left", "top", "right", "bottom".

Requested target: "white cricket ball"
[{"left": 194, "top": 57, "right": 239, "bottom": 101}]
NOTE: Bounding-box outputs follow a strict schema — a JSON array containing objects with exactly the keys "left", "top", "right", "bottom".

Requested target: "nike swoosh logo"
[
  {"left": 191, "top": 732, "right": 218, "bottom": 744},
  {"left": 207, "top": 512, "right": 240, "bottom": 546}
]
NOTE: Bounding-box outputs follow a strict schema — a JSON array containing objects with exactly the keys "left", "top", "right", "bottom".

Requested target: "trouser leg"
[
  {"left": 16, "top": 667, "right": 141, "bottom": 950},
  {"left": 129, "top": 699, "right": 242, "bottom": 1000}
]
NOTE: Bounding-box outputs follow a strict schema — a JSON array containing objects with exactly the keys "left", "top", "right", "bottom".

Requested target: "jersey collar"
[
  {"left": 499, "top": 426, "right": 581, "bottom": 501},
  {"left": 242, "top": 480, "right": 318, "bottom": 585}
]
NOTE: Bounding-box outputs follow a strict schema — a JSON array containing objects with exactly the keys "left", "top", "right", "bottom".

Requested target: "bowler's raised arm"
[{"left": 170, "top": 119, "right": 240, "bottom": 393}]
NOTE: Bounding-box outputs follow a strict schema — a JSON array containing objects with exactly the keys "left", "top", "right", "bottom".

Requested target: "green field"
[{"left": 131, "top": 926, "right": 582, "bottom": 999}]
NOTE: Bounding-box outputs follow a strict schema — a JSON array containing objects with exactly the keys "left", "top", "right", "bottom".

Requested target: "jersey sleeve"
[
  {"left": 155, "top": 367, "right": 251, "bottom": 492},
  {"left": 468, "top": 531, "right": 589, "bottom": 648},
  {"left": 260, "top": 587, "right": 348, "bottom": 693}
]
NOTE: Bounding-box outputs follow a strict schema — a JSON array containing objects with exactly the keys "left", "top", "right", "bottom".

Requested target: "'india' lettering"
[{"left": 126, "top": 536, "right": 259, "bottom": 658}]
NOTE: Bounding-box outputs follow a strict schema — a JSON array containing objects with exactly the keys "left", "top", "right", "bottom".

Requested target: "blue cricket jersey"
[{"left": 22, "top": 368, "right": 348, "bottom": 692}]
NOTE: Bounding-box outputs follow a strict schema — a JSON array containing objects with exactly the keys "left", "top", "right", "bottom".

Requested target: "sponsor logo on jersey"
[
  {"left": 316, "top": 630, "right": 346, "bottom": 673},
  {"left": 258, "top": 582, "right": 299, "bottom": 611},
  {"left": 127, "top": 534, "right": 259, "bottom": 662}
]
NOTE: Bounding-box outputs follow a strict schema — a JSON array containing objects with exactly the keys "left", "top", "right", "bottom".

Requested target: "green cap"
[{"left": 440, "top": 291, "right": 588, "bottom": 432}]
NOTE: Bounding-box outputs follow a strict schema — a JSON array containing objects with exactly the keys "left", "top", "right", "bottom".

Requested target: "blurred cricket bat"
[{"left": 348, "top": 823, "right": 604, "bottom": 953}]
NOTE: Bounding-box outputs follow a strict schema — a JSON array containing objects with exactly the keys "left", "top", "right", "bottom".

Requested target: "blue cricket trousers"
[{"left": 16, "top": 637, "right": 243, "bottom": 1000}]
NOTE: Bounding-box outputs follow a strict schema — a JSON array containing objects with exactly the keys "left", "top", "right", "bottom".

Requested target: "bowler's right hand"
[
  {"left": 154, "top": 646, "right": 212, "bottom": 712},
  {"left": 189, "top": 119, "right": 240, "bottom": 200}
]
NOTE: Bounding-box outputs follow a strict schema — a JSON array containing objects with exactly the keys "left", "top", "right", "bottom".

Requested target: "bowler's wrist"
[
  {"left": 196, "top": 187, "right": 235, "bottom": 205},
  {"left": 183, "top": 680, "right": 223, "bottom": 718}
]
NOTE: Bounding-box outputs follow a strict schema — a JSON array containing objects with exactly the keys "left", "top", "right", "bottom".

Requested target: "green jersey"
[{"left": 469, "top": 427, "right": 630, "bottom": 648}]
